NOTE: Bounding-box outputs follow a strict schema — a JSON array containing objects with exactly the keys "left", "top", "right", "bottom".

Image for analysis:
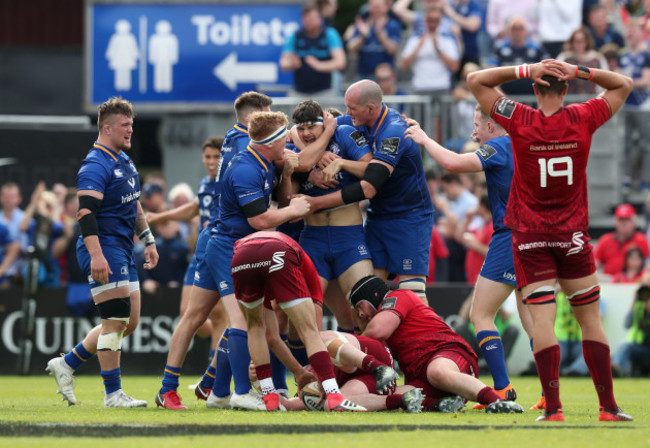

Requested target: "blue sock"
[
  {"left": 213, "top": 329, "right": 232, "bottom": 397},
  {"left": 160, "top": 365, "right": 181, "bottom": 394},
  {"left": 288, "top": 337, "right": 309, "bottom": 366},
  {"left": 201, "top": 365, "right": 217, "bottom": 390},
  {"left": 208, "top": 348, "right": 216, "bottom": 364},
  {"left": 63, "top": 342, "right": 93, "bottom": 371},
  {"left": 271, "top": 334, "right": 288, "bottom": 391},
  {"left": 227, "top": 328, "right": 252, "bottom": 395},
  {"left": 101, "top": 368, "right": 121, "bottom": 395},
  {"left": 477, "top": 330, "right": 509, "bottom": 390}
]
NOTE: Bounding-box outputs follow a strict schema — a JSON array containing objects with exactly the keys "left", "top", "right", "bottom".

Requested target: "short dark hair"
[
  {"left": 441, "top": 172, "right": 461, "bottom": 184},
  {"left": 292, "top": 99, "right": 323, "bottom": 124},
  {"left": 327, "top": 107, "right": 344, "bottom": 118},
  {"left": 534, "top": 75, "right": 567, "bottom": 97},
  {"left": 202, "top": 136, "right": 223, "bottom": 151},
  {"left": 97, "top": 97, "right": 134, "bottom": 131},
  {"left": 234, "top": 91, "right": 273, "bottom": 122},
  {"left": 302, "top": 1, "right": 320, "bottom": 15}
]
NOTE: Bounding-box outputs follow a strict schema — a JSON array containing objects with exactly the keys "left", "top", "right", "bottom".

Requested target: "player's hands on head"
[
  {"left": 143, "top": 244, "right": 159, "bottom": 270},
  {"left": 530, "top": 60, "right": 566, "bottom": 86}
]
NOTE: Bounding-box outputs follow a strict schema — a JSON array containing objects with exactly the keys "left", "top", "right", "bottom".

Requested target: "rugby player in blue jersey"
[
  {"left": 203, "top": 111, "right": 311, "bottom": 410},
  {"left": 46, "top": 97, "right": 158, "bottom": 407},
  {"left": 155, "top": 93, "right": 276, "bottom": 410},
  {"left": 308, "top": 80, "right": 434, "bottom": 303},
  {"left": 403, "top": 105, "right": 534, "bottom": 408}
]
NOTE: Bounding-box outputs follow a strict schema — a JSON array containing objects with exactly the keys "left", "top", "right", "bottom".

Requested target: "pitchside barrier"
[{"left": 0, "top": 283, "right": 637, "bottom": 376}]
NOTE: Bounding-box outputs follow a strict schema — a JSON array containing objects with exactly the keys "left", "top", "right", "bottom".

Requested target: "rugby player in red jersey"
[
  {"left": 231, "top": 230, "right": 366, "bottom": 412},
  {"left": 468, "top": 59, "right": 634, "bottom": 422},
  {"left": 349, "top": 275, "right": 524, "bottom": 413}
]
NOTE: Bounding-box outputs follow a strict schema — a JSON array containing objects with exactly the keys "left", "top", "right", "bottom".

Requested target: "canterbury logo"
[
  {"left": 269, "top": 251, "right": 286, "bottom": 273},
  {"left": 567, "top": 231, "right": 584, "bottom": 256}
]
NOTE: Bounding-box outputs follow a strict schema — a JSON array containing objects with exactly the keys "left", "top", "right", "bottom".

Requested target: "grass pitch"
[{"left": 0, "top": 375, "right": 648, "bottom": 447}]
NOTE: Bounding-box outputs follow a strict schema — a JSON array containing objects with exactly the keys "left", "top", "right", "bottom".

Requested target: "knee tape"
[
  {"left": 568, "top": 285, "right": 600, "bottom": 307},
  {"left": 96, "top": 297, "right": 131, "bottom": 323},
  {"left": 324, "top": 332, "right": 349, "bottom": 367},
  {"left": 399, "top": 278, "right": 427, "bottom": 301},
  {"left": 97, "top": 330, "right": 125, "bottom": 351},
  {"left": 524, "top": 286, "right": 556, "bottom": 305}
]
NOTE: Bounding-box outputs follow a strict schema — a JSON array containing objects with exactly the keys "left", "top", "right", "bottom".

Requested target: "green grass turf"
[{"left": 1, "top": 375, "right": 648, "bottom": 447}]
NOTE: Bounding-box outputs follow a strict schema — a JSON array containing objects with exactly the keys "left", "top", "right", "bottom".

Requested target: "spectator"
[
  {"left": 280, "top": 1, "right": 346, "bottom": 96},
  {"left": 535, "top": 0, "right": 582, "bottom": 58},
  {"left": 0, "top": 182, "right": 26, "bottom": 282},
  {"left": 0, "top": 221, "right": 20, "bottom": 288},
  {"left": 618, "top": 18, "right": 650, "bottom": 190},
  {"left": 427, "top": 224, "right": 449, "bottom": 284},
  {"left": 51, "top": 190, "right": 95, "bottom": 317},
  {"left": 443, "top": 0, "right": 483, "bottom": 67},
  {"left": 485, "top": 0, "right": 537, "bottom": 43},
  {"left": 399, "top": 6, "right": 460, "bottom": 99},
  {"left": 346, "top": 0, "right": 402, "bottom": 78},
  {"left": 448, "top": 62, "right": 479, "bottom": 152},
  {"left": 19, "top": 182, "right": 65, "bottom": 288},
  {"left": 137, "top": 220, "right": 189, "bottom": 295},
  {"left": 374, "top": 63, "right": 409, "bottom": 113},
  {"left": 316, "top": 0, "right": 339, "bottom": 26},
  {"left": 588, "top": 5, "right": 625, "bottom": 52},
  {"left": 612, "top": 285, "right": 650, "bottom": 377},
  {"left": 558, "top": 26, "right": 608, "bottom": 94},
  {"left": 51, "top": 183, "right": 68, "bottom": 218},
  {"left": 141, "top": 182, "right": 166, "bottom": 214},
  {"left": 459, "top": 194, "right": 491, "bottom": 286},
  {"left": 489, "top": 16, "right": 549, "bottom": 95},
  {"left": 594, "top": 203, "right": 650, "bottom": 278},
  {"left": 612, "top": 246, "right": 646, "bottom": 283},
  {"left": 392, "top": 0, "right": 459, "bottom": 38},
  {"left": 167, "top": 182, "right": 196, "bottom": 250}
]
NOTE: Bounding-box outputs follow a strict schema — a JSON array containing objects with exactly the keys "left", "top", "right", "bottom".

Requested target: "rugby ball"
[{"left": 300, "top": 381, "right": 325, "bottom": 411}]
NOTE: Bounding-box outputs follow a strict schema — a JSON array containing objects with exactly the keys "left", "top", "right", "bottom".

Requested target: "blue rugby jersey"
[
  {"left": 299, "top": 124, "right": 371, "bottom": 199},
  {"left": 213, "top": 146, "right": 276, "bottom": 244},
  {"left": 355, "top": 105, "right": 432, "bottom": 217},
  {"left": 197, "top": 175, "right": 218, "bottom": 228},
  {"left": 474, "top": 134, "right": 514, "bottom": 233},
  {"left": 76, "top": 142, "right": 140, "bottom": 251},
  {"left": 210, "top": 123, "right": 251, "bottom": 227}
]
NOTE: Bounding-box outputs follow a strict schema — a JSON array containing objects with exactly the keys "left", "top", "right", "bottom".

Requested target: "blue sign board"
[{"left": 86, "top": 2, "right": 301, "bottom": 109}]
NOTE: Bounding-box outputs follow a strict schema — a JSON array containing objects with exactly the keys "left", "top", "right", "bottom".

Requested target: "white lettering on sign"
[{"left": 191, "top": 14, "right": 299, "bottom": 46}]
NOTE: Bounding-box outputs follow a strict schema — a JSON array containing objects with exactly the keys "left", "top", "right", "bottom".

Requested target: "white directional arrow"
[{"left": 213, "top": 52, "right": 278, "bottom": 91}]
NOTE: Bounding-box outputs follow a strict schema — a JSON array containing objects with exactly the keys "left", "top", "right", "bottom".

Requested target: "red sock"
[
  {"left": 477, "top": 386, "right": 500, "bottom": 405},
  {"left": 254, "top": 363, "right": 272, "bottom": 380},
  {"left": 385, "top": 394, "right": 402, "bottom": 410},
  {"left": 308, "top": 350, "right": 336, "bottom": 383},
  {"left": 534, "top": 344, "right": 562, "bottom": 412},
  {"left": 422, "top": 397, "right": 438, "bottom": 411},
  {"left": 361, "top": 354, "right": 386, "bottom": 372},
  {"left": 582, "top": 340, "right": 617, "bottom": 410}
]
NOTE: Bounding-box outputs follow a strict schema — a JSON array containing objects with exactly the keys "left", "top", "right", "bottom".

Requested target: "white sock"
[{"left": 321, "top": 378, "right": 340, "bottom": 395}]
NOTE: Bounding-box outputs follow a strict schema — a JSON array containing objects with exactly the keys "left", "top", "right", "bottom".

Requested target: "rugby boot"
[
  {"left": 485, "top": 400, "right": 524, "bottom": 414},
  {"left": 473, "top": 384, "right": 516, "bottom": 409},
  {"left": 206, "top": 391, "right": 232, "bottom": 409},
  {"left": 530, "top": 395, "right": 546, "bottom": 410},
  {"left": 433, "top": 395, "right": 467, "bottom": 413},
  {"left": 401, "top": 388, "right": 424, "bottom": 413},
  {"left": 155, "top": 390, "right": 188, "bottom": 410},
  {"left": 104, "top": 390, "right": 147, "bottom": 408},
  {"left": 194, "top": 383, "right": 211, "bottom": 401},
  {"left": 599, "top": 406, "right": 633, "bottom": 422},
  {"left": 262, "top": 392, "right": 286, "bottom": 411},
  {"left": 372, "top": 365, "right": 399, "bottom": 394},
  {"left": 230, "top": 390, "right": 266, "bottom": 410},
  {"left": 536, "top": 408, "right": 565, "bottom": 421},
  {"left": 327, "top": 393, "right": 367, "bottom": 412},
  {"left": 46, "top": 356, "right": 77, "bottom": 406}
]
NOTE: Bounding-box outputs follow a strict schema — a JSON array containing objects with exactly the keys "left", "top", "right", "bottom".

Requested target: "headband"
[
  {"left": 294, "top": 117, "right": 324, "bottom": 127},
  {"left": 250, "top": 125, "right": 288, "bottom": 145}
]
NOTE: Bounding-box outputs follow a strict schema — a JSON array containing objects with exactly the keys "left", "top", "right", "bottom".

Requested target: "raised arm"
[{"left": 146, "top": 198, "right": 199, "bottom": 224}]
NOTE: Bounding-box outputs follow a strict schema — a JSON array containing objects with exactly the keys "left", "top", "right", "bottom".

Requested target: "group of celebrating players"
[{"left": 46, "top": 58, "right": 634, "bottom": 422}]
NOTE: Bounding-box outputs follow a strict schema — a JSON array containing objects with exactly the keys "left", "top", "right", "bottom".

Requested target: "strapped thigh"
[{"left": 567, "top": 285, "right": 600, "bottom": 307}]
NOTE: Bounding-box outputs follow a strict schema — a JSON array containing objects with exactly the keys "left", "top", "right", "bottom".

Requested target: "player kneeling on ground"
[
  {"left": 351, "top": 275, "right": 524, "bottom": 413},
  {"left": 232, "top": 230, "right": 366, "bottom": 412}
]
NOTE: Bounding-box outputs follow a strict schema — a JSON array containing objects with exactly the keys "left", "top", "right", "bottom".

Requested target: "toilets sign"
[{"left": 86, "top": 2, "right": 301, "bottom": 109}]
